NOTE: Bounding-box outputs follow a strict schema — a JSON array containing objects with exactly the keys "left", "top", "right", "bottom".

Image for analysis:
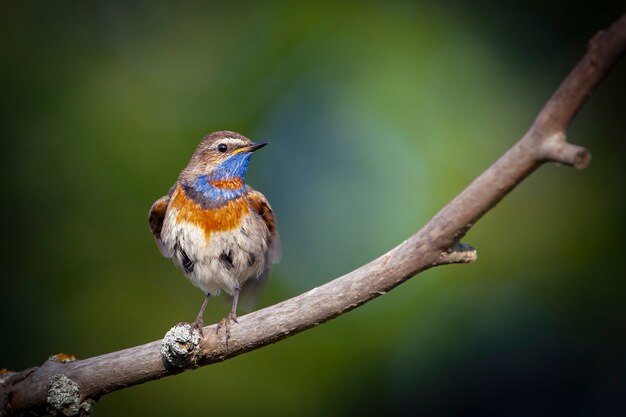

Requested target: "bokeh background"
[{"left": 2, "top": 1, "right": 625, "bottom": 416}]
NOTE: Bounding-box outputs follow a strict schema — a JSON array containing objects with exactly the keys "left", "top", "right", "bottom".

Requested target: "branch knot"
[
  {"left": 539, "top": 132, "right": 591, "bottom": 169},
  {"left": 434, "top": 242, "right": 478, "bottom": 266},
  {"left": 161, "top": 323, "right": 202, "bottom": 368}
]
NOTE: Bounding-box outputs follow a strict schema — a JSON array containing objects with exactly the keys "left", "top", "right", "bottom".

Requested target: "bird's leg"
[
  {"left": 192, "top": 293, "right": 210, "bottom": 333},
  {"left": 217, "top": 286, "right": 240, "bottom": 345},
  {"left": 229, "top": 286, "right": 240, "bottom": 323}
]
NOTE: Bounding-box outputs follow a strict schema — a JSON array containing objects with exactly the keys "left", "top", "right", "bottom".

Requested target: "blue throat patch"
[
  {"left": 210, "top": 152, "right": 252, "bottom": 181},
  {"left": 190, "top": 152, "right": 252, "bottom": 202}
]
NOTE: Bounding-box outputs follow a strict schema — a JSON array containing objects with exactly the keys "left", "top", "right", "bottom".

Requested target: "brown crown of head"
[{"left": 178, "top": 131, "right": 255, "bottom": 183}]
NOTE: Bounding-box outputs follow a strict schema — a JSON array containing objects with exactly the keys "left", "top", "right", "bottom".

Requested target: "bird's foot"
[
  {"left": 216, "top": 312, "right": 238, "bottom": 346},
  {"left": 190, "top": 318, "right": 205, "bottom": 337}
]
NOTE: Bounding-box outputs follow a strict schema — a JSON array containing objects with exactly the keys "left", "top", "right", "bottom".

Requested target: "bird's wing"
[
  {"left": 149, "top": 191, "right": 173, "bottom": 258},
  {"left": 245, "top": 188, "right": 281, "bottom": 265},
  {"left": 239, "top": 188, "right": 281, "bottom": 311}
]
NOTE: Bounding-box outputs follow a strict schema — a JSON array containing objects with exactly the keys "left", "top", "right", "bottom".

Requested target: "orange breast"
[{"left": 169, "top": 186, "right": 249, "bottom": 239}]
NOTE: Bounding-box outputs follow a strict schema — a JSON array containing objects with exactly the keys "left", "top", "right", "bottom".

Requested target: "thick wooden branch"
[{"left": 2, "top": 14, "right": 625, "bottom": 417}]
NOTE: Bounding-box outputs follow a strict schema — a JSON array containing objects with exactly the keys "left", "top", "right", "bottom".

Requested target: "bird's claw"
[
  {"left": 216, "top": 312, "right": 238, "bottom": 346},
  {"left": 191, "top": 318, "right": 205, "bottom": 337}
]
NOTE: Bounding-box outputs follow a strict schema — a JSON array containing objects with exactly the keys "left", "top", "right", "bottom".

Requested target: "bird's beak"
[{"left": 233, "top": 142, "right": 269, "bottom": 154}]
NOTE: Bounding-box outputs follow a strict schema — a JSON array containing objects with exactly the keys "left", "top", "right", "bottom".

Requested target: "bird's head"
[{"left": 179, "top": 131, "right": 268, "bottom": 198}]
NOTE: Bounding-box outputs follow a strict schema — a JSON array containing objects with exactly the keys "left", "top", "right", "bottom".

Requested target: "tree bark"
[{"left": 1, "top": 13, "right": 624, "bottom": 417}]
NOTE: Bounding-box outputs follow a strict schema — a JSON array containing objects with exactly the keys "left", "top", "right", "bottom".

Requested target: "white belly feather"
[{"left": 160, "top": 207, "right": 269, "bottom": 295}]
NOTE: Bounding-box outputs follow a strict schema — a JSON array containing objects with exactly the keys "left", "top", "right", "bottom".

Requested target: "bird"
[{"left": 148, "top": 131, "right": 280, "bottom": 338}]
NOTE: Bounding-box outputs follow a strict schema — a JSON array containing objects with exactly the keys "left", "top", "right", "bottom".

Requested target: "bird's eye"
[{"left": 217, "top": 143, "right": 228, "bottom": 153}]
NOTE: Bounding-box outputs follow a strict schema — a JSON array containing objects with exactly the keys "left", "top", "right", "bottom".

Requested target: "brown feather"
[
  {"left": 245, "top": 189, "right": 276, "bottom": 235},
  {"left": 148, "top": 195, "right": 170, "bottom": 240},
  {"left": 245, "top": 188, "right": 281, "bottom": 264}
]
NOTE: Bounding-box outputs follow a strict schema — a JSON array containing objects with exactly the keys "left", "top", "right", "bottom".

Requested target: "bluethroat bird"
[{"left": 149, "top": 131, "right": 280, "bottom": 337}]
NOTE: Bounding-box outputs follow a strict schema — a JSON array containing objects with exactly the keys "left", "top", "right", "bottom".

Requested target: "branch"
[{"left": 2, "top": 14, "right": 625, "bottom": 417}]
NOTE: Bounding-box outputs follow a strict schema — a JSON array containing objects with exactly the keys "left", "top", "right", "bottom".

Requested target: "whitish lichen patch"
[
  {"left": 161, "top": 323, "right": 201, "bottom": 368},
  {"left": 47, "top": 374, "right": 80, "bottom": 416}
]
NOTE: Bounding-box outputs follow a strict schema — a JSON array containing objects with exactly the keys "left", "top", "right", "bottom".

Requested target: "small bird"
[{"left": 149, "top": 131, "right": 280, "bottom": 337}]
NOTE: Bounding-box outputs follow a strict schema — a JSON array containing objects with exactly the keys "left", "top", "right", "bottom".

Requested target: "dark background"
[{"left": 2, "top": 2, "right": 625, "bottom": 416}]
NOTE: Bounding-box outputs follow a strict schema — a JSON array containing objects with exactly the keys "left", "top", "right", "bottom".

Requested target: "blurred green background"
[{"left": 2, "top": 1, "right": 625, "bottom": 416}]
